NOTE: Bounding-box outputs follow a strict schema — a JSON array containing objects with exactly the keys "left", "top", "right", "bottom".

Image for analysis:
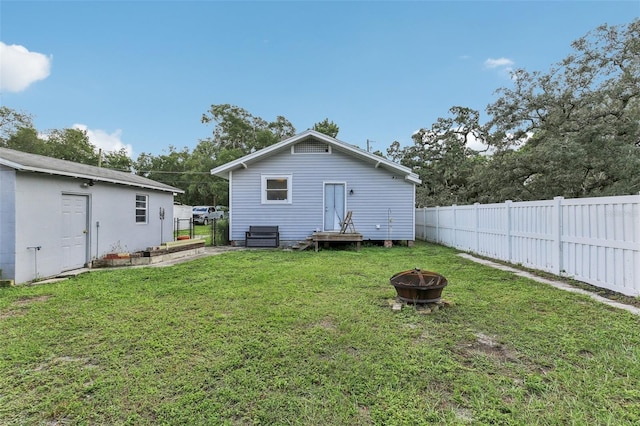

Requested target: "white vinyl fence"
[{"left": 416, "top": 195, "right": 640, "bottom": 296}]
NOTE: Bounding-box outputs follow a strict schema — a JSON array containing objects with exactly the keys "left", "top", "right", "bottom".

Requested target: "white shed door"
[{"left": 61, "top": 194, "right": 88, "bottom": 271}]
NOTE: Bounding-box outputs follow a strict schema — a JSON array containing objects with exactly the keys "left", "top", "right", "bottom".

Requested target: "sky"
[{"left": 1, "top": 1, "right": 638, "bottom": 158}]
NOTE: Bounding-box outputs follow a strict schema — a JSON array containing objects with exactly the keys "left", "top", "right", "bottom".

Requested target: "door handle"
[{"left": 83, "top": 230, "right": 88, "bottom": 234}]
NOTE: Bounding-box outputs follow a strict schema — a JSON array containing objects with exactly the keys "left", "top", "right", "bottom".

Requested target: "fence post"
[
  {"left": 423, "top": 207, "right": 427, "bottom": 241},
  {"left": 436, "top": 206, "right": 440, "bottom": 243},
  {"left": 552, "top": 196, "right": 563, "bottom": 275},
  {"left": 452, "top": 204, "right": 458, "bottom": 248},
  {"left": 474, "top": 202, "right": 480, "bottom": 254},
  {"left": 505, "top": 200, "right": 512, "bottom": 262}
]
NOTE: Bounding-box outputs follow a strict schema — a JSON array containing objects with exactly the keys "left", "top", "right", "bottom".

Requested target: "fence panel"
[
  {"left": 509, "top": 200, "right": 556, "bottom": 273},
  {"left": 560, "top": 196, "right": 640, "bottom": 295},
  {"left": 417, "top": 194, "right": 640, "bottom": 296},
  {"left": 477, "top": 203, "right": 509, "bottom": 261}
]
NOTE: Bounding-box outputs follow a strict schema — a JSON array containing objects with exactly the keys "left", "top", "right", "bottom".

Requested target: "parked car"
[
  {"left": 215, "top": 205, "right": 229, "bottom": 217},
  {"left": 192, "top": 206, "right": 224, "bottom": 225}
]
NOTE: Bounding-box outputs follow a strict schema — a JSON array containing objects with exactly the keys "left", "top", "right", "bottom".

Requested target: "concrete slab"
[{"left": 458, "top": 253, "right": 640, "bottom": 316}]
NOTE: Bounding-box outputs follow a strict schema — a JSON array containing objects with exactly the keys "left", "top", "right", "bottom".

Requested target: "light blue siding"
[{"left": 230, "top": 148, "right": 416, "bottom": 244}]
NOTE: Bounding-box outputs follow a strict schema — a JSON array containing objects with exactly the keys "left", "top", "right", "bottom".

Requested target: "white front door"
[
  {"left": 61, "top": 194, "right": 88, "bottom": 271},
  {"left": 324, "top": 183, "right": 345, "bottom": 231}
]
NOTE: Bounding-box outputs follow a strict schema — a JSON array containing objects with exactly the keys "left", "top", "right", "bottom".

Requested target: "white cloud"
[
  {"left": 484, "top": 57, "right": 515, "bottom": 79},
  {"left": 484, "top": 57, "right": 514, "bottom": 69},
  {"left": 72, "top": 124, "right": 134, "bottom": 158},
  {"left": 0, "top": 42, "right": 52, "bottom": 92}
]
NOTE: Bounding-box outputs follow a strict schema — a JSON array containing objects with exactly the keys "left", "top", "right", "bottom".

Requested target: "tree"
[
  {"left": 313, "top": 118, "right": 339, "bottom": 138},
  {"left": 102, "top": 148, "right": 134, "bottom": 171},
  {"left": 0, "top": 106, "right": 33, "bottom": 143},
  {"left": 389, "top": 107, "right": 486, "bottom": 206},
  {"left": 3, "top": 127, "right": 47, "bottom": 154},
  {"left": 484, "top": 19, "right": 640, "bottom": 199},
  {"left": 45, "top": 128, "right": 100, "bottom": 165},
  {"left": 201, "top": 104, "right": 296, "bottom": 153}
]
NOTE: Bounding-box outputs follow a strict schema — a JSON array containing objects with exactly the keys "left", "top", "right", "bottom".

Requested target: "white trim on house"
[
  {"left": 261, "top": 174, "right": 293, "bottom": 204},
  {"left": 211, "top": 130, "right": 421, "bottom": 185}
]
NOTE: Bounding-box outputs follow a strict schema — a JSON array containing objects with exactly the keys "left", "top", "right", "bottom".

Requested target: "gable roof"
[
  {"left": 0, "top": 147, "right": 183, "bottom": 193},
  {"left": 210, "top": 129, "right": 421, "bottom": 184}
]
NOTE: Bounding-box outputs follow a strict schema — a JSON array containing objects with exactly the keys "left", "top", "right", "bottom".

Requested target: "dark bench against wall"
[{"left": 245, "top": 226, "right": 280, "bottom": 248}]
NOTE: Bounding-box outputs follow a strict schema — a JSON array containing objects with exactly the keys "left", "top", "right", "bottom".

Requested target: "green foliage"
[
  {"left": 1, "top": 243, "right": 640, "bottom": 424},
  {"left": 481, "top": 19, "right": 640, "bottom": 201},
  {"left": 0, "top": 108, "right": 132, "bottom": 171},
  {"left": 45, "top": 128, "right": 100, "bottom": 164},
  {"left": 0, "top": 106, "right": 33, "bottom": 142},
  {"left": 201, "top": 103, "right": 296, "bottom": 153},
  {"left": 141, "top": 104, "right": 299, "bottom": 205},
  {"left": 389, "top": 107, "right": 486, "bottom": 206},
  {"left": 313, "top": 118, "right": 340, "bottom": 138},
  {"left": 3, "top": 126, "right": 47, "bottom": 154},
  {"left": 390, "top": 19, "right": 640, "bottom": 205},
  {"left": 214, "top": 219, "right": 229, "bottom": 245}
]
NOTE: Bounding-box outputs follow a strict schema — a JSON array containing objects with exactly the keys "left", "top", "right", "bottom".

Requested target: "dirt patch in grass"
[
  {"left": 14, "top": 295, "right": 52, "bottom": 306},
  {"left": 34, "top": 356, "right": 99, "bottom": 372},
  {"left": 0, "top": 310, "right": 24, "bottom": 319},
  {"left": 469, "top": 333, "right": 518, "bottom": 361},
  {"left": 312, "top": 317, "right": 337, "bottom": 330},
  {"left": 0, "top": 295, "right": 52, "bottom": 319},
  {"left": 455, "top": 332, "right": 522, "bottom": 366}
]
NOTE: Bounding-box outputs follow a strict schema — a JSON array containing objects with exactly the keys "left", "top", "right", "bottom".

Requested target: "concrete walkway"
[
  {"left": 458, "top": 253, "right": 640, "bottom": 316},
  {"left": 37, "top": 246, "right": 245, "bottom": 285}
]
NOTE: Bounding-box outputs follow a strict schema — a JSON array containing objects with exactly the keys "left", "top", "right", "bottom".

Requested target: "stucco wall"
[
  {"left": 0, "top": 165, "right": 16, "bottom": 280},
  {"left": 10, "top": 172, "right": 175, "bottom": 283},
  {"left": 229, "top": 148, "right": 416, "bottom": 244}
]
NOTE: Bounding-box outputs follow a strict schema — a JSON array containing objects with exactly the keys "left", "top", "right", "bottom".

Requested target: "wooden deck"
[{"left": 312, "top": 232, "right": 363, "bottom": 252}]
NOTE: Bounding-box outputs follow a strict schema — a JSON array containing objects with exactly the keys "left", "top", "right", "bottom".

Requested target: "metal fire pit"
[{"left": 390, "top": 268, "right": 448, "bottom": 304}]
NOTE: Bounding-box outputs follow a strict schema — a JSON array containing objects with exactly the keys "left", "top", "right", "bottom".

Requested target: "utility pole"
[{"left": 366, "top": 139, "right": 376, "bottom": 152}]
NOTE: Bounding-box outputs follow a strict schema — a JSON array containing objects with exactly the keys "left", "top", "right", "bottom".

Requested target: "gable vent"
[{"left": 293, "top": 140, "right": 331, "bottom": 154}]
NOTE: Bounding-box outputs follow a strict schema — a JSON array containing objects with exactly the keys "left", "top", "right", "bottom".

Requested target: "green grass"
[{"left": 1, "top": 242, "right": 639, "bottom": 425}]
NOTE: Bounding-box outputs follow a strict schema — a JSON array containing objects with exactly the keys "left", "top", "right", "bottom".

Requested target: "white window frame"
[
  {"left": 135, "top": 194, "right": 148, "bottom": 224},
  {"left": 261, "top": 174, "right": 292, "bottom": 204}
]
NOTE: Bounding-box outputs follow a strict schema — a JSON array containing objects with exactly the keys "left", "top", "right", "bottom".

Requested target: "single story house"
[
  {"left": 0, "top": 147, "right": 183, "bottom": 284},
  {"left": 210, "top": 130, "right": 421, "bottom": 247}
]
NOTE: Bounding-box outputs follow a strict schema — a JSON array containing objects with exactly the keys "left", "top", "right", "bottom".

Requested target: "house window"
[
  {"left": 261, "top": 174, "right": 292, "bottom": 204},
  {"left": 135, "top": 194, "right": 148, "bottom": 223}
]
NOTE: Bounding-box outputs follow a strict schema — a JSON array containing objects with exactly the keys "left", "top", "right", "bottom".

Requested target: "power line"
[{"left": 135, "top": 170, "right": 212, "bottom": 174}]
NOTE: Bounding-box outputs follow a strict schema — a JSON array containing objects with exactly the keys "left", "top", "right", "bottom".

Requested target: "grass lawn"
[{"left": 1, "top": 242, "right": 639, "bottom": 425}]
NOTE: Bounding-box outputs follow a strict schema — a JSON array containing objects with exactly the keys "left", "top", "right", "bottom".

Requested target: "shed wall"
[
  {"left": 10, "top": 172, "right": 175, "bottom": 283},
  {"left": 0, "top": 165, "right": 16, "bottom": 280}
]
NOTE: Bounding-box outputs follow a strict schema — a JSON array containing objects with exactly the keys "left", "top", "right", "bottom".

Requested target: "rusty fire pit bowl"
[{"left": 390, "top": 268, "right": 448, "bottom": 304}]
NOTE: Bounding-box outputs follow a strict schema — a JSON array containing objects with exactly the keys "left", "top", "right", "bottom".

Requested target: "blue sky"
[{"left": 1, "top": 1, "right": 638, "bottom": 157}]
